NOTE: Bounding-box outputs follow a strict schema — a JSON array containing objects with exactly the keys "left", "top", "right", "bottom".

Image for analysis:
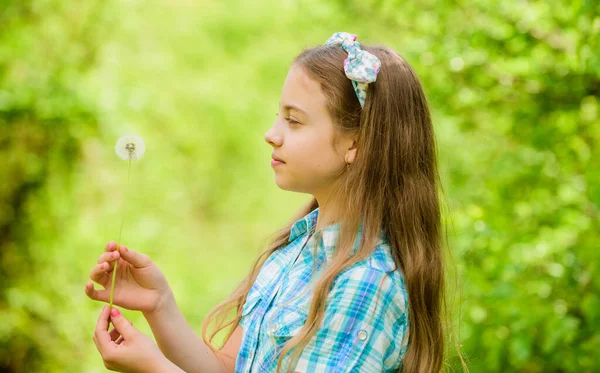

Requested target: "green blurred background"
[{"left": 1, "top": 0, "right": 598, "bottom": 372}]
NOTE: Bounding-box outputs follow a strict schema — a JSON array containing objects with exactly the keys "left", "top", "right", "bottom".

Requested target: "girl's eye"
[{"left": 275, "top": 112, "right": 299, "bottom": 125}]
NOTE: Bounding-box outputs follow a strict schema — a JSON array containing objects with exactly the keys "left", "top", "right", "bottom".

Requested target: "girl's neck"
[
  {"left": 315, "top": 212, "right": 337, "bottom": 232},
  {"left": 313, "top": 191, "right": 344, "bottom": 232}
]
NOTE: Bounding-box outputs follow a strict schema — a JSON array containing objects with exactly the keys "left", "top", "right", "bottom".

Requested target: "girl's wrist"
[{"left": 144, "top": 288, "right": 177, "bottom": 320}]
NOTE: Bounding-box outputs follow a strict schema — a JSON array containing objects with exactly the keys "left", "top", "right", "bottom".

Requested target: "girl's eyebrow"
[{"left": 279, "top": 101, "right": 308, "bottom": 115}]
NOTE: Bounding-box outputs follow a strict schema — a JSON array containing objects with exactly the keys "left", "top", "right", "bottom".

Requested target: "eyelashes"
[{"left": 275, "top": 112, "right": 300, "bottom": 125}]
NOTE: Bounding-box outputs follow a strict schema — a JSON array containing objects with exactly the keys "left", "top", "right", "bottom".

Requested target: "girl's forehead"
[
  {"left": 285, "top": 65, "right": 319, "bottom": 92},
  {"left": 281, "top": 65, "right": 327, "bottom": 113}
]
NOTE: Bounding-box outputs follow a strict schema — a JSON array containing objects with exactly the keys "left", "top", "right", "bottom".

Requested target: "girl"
[{"left": 87, "top": 32, "right": 454, "bottom": 373}]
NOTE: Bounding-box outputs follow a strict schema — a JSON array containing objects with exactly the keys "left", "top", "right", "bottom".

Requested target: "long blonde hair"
[{"left": 202, "top": 42, "right": 467, "bottom": 372}]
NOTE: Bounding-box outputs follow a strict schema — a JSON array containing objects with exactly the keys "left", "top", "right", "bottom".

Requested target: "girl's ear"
[{"left": 346, "top": 139, "right": 358, "bottom": 164}]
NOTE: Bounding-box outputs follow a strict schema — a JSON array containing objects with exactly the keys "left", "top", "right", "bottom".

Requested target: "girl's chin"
[
  {"left": 274, "top": 175, "right": 295, "bottom": 191},
  {"left": 274, "top": 179, "right": 290, "bottom": 190},
  {"left": 274, "top": 181, "right": 308, "bottom": 194}
]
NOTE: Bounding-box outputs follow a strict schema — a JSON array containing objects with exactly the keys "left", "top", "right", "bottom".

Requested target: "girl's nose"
[{"left": 264, "top": 126, "right": 283, "bottom": 147}]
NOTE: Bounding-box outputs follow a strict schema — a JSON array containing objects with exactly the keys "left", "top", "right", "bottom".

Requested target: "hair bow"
[{"left": 324, "top": 32, "right": 381, "bottom": 108}]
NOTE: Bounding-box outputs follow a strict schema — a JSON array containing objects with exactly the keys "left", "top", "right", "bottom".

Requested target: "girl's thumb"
[
  {"left": 110, "top": 308, "right": 137, "bottom": 338},
  {"left": 118, "top": 246, "right": 152, "bottom": 268}
]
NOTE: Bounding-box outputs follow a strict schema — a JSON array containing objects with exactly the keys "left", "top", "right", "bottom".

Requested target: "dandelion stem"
[{"left": 109, "top": 155, "right": 133, "bottom": 316}]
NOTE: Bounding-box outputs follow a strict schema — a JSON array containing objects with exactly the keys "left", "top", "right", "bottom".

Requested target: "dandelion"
[
  {"left": 115, "top": 134, "right": 146, "bottom": 161},
  {"left": 109, "top": 134, "right": 145, "bottom": 314}
]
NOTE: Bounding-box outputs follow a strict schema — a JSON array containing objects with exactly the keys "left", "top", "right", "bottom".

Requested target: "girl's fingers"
[
  {"left": 109, "top": 328, "right": 121, "bottom": 342},
  {"left": 97, "top": 251, "right": 120, "bottom": 265},
  {"left": 84, "top": 281, "right": 110, "bottom": 302},
  {"left": 104, "top": 259, "right": 117, "bottom": 273},
  {"left": 95, "top": 251, "right": 122, "bottom": 277},
  {"left": 105, "top": 241, "right": 119, "bottom": 252},
  {"left": 86, "top": 243, "right": 128, "bottom": 304},
  {"left": 94, "top": 306, "right": 112, "bottom": 346},
  {"left": 90, "top": 263, "right": 111, "bottom": 284},
  {"left": 112, "top": 320, "right": 133, "bottom": 345}
]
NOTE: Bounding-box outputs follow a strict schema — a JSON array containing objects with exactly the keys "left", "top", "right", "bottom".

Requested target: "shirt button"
[
  {"left": 357, "top": 330, "right": 368, "bottom": 341},
  {"left": 269, "top": 325, "right": 278, "bottom": 334}
]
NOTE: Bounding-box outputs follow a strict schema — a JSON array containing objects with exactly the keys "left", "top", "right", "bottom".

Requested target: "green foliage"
[
  {"left": 0, "top": 0, "right": 598, "bottom": 372},
  {"left": 0, "top": 2, "right": 103, "bottom": 372}
]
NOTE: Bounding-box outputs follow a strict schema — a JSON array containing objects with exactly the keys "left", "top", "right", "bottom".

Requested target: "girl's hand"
[
  {"left": 85, "top": 241, "right": 172, "bottom": 315},
  {"left": 93, "top": 306, "right": 173, "bottom": 373}
]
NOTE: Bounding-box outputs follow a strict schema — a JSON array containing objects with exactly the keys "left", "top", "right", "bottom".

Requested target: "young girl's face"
[{"left": 264, "top": 64, "right": 354, "bottom": 196}]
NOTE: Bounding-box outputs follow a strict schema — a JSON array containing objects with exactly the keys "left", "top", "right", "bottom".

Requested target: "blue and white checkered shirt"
[{"left": 235, "top": 207, "right": 410, "bottom": 372}]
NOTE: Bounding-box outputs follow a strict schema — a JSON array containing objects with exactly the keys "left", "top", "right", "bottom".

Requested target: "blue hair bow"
[{"left": 325, "top": 32, "right": 381, "bottom": 108}]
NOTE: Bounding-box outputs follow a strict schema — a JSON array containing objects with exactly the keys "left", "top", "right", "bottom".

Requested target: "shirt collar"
[
  {"left": 288, "top": 207, "right": 347, "bottom": 244},
  {"left": 288, "top": 207, "right": 320, "bottom": 243},
  {"left": 288, "top": 207, "right": 396, "bottom": 272}
]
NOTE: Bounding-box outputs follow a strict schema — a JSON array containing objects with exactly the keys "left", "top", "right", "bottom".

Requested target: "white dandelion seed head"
[{"left": 115, "top": 134, "right": 146, "bottom": 161}]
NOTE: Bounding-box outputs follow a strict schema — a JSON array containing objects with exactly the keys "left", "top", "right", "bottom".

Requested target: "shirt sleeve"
[{"left": 293, "top": 266, "right": 409, "bottom": 373}]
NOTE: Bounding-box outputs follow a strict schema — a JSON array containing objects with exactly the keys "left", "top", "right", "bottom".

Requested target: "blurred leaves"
[{"left": 0, "top": 1, "right": 102, "bottom": 372}]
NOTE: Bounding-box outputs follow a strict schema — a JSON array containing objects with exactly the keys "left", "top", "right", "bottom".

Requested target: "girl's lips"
[{"left": 271, "top": 159, "right": 285, "bottom": 167}]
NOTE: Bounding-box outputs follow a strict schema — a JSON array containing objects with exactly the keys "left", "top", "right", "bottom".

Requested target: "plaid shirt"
[{"left": 235, "top": 207, "right": 410, "bottom": 373}]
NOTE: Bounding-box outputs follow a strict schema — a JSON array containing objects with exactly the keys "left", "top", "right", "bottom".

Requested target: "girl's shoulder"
[
  {"left": 348, "top": 231, "right": 401, "bottom": 279},
  {"left": 326, "top": 239, "right": 409, "bottom": 325},
  {"left": 336, "top": 234, "right": 409, "bottom": 305},
  {"left": 365, "top": 239, "right": 398, "bottom": 274},
  {"left": 337, "top": 237, "right": 407, "bottom": 298}
]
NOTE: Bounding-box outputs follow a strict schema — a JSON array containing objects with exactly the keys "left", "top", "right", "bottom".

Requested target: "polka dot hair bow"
[{"left": 325, "top": 32, "right": 382, "bottom": 108}]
